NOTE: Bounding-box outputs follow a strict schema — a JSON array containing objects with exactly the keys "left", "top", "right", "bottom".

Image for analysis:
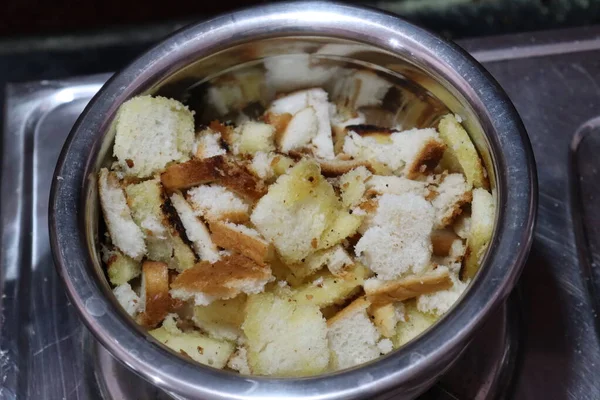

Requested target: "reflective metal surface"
[{"left": 46, "top": 3, "right": 534, "bottom": 400}]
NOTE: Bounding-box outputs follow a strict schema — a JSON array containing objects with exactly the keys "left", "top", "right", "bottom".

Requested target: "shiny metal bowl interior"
[{"left": 49, "top": 2, "right": 536, "bottom": 400}]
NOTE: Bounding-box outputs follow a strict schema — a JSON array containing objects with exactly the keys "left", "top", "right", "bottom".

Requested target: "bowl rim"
[{"left": 49, "top": 2, "right": 537, "bottom": 399}]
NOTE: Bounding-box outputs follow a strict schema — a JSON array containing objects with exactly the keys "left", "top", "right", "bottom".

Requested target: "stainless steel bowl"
[{"left": 49, "top": 2, "right": 537, "bottom": 399}]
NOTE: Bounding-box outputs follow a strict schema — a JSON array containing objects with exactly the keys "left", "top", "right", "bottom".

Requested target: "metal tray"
[{"left": 3, "top": 26, "right": 600, "bottom": 399}]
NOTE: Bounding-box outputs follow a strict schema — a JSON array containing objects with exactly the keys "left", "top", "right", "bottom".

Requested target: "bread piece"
[
  {"left": 250, "top": 160, "right": 339, "bottom": 263},
  {"left": 438, "top": 114, "right": 487, "bottom": 188},
  {"left": 98, "top": 168, "right": 146, "bottom": 260},
  {"left": 194, "top": 128, "right": 226, "bottom": 159},
  {"left": 126, "top": 179, "right": 196, "bottom": 271},
  {"left": 138, "top": 261, "right": 171, "bottom": 328},
  {"left": 339, "top": 166, "right": 372, "bottom": 208},
  {"left": 462, "top": 188, "right": 495, "bottom": 280},
  {"left": 113, "top": 96, "right": 194, "bottom": 178},
  {"left": 291, "top": 263, "right": 369, "bottom": 308},
  {"left": 453, "top": 214, "right": 471, "bottom": 240},
  {"left": 106, "top": 249, "right": 141, "bottom": 285},
  {"left": 242, "top": 292, "right": 329, "bottom": 376},
  {"left": 227, "top": 346, "right": 251, "bottom": 374},
  {"left": 327, "top": 297, "right": 383, "bottom": 370},
  {"left": 330, "top": 108, "right": 366, "bottom": 154},
  {"left": 355, "top": 193, "right": 434, "bottom": 280},
  {"left": 331, "top": 69, "right": 393, "bottom": 110},
  {"left": 268, "top": 89, "right": 335, "bottom": 159},
  {"left": 417, "top": 271, "right": 469, "bottom": 316},
  {"left": 365, "top": 175, "right": 429, "bottom": 198},
  {"left": 170, "top": 254, "right": 272, "bottom": 306},
  {"left": 264, "top": 112, "right": 293, "bottom": 138},
  {"left": 233, "top": 121, "right": 276, "bottom": 155},
  {"left": 431, "top": 229, "right": 461, "bottom": 257},
  {"left": 317, "top": 157, "right": 373, "bottom": 177},
  {"left": 319, "top": 211, "right": 362, "bottom": 250},
  {"left": 364, "top": 267, "right": 453, "bottom": 306},
  {"left": 248, "top": 152, "right": 295, "bottom": 182},
  {"left": 368, "top": 303, "right": 406, "bottom": 338},
  {"left": 187, "top": 184, "right": 249, "bottom": 223},
  {"left": 193, "top": 295, "right": 247, "bottom": 341},
  {"left": 113, "top": 283, "right": 141, "bottom": 316},
  {"left": 170, "top": 192, "right": 220, "bottom": 263},
  {"left": 264, "top": 53, "right": 335, "bottom": 93},
  {"left": 289, "top": 244, "right": 354, "bottom": 279},
  {"left": 207, "top": 69, "right": 264, "bottom": 116},
  {"left": 209, "top": 221, "right": 272, "bottom": 266},
  {"left": 150, "top": 316, "right": 235, "bottom": 369},
  {"left": 431, "top": 173, "right": 472, "bottom": 228},
  {"left": 393, "top": 300, "right": 438, "bottom": 348},
  {"left": 277, "top": 107, "right": 318, "bottom": 153}
]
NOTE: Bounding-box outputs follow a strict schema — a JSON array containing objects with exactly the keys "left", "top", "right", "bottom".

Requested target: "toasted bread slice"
[
  {"left": 150, "top": 315, "right": 235, "bottom": 369},
  {"left": 364, "top": 268, "right": 453, "bottom": 306},
  {"left": 170, "top": 254, "right": 272, "bottom": 306},
  {"left": 161, "top": 156, "right": 267, "bottom": 202},
  {"left": 170, "top": 192, "right": 220, "bottom": 263},
  {"left": 113, "top": 283, "right": 141, "bottom": 316},
  {"left": 105, "top": 249, "right": 141, "bottom": 285},
  {"left": 138, "top": 261, "right": 171, "bottom": 328},
  {"left": 193, "top": 295, "right": 247, "bottom": 341},
  {"left": 327, "top": 297, "right": 385, "bottom": 370},
  {"left": 209, "top": 221, "right": 272, "bottom": 266},
  {"left": 242, "top": 292, "right": 329, "bottom": 376},
  {"left": 355, "top": 193, "right": 434, "bottom": 280},
  {"left": 113, "top": 96, "right": 194, "bottom": 178},
  {"left": 462, "top": 188, "right": 495, "bottom": 280},
  {"left": 186, "top": 184, "right": 249, "bottom": 223},
  {"left": 438, "top": 114, "right": 487, "bottom": 188},
  {"left": 339, "top": 166, "right": 372, "bottom": 208},
  {"left": 98, "top": 168, "right": 146, "bottom": 260},
  {"left": 431, "top": 173, "right": 472, "bottom": 229}
]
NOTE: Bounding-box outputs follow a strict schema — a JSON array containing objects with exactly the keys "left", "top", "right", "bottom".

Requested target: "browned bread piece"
[
  {"left": 209, "top": 220, "right": 272, "bottom": 266},
  {"left": 404, "top": 138, "right": 446, "bottom": 179},
  {"left": 364, "top": 268, "right": 453, "bottom": 306},
  {"left": 137, "top": 261, "right": 172, "bottom": 328},
  {"left": 317, "top": 158, "right": 374, "bottom": 177},
  {"left": 161, "top": 156, "right": 267, "bottom": 202},
  {"left": 264, "top": 112, "right": 293, "bottom": 139},
  {"left": 431, "top": 229, "right": 461, "bottom": 257},
  {"left": 170, "top": 254, "right": 272, "bottom": 305}
]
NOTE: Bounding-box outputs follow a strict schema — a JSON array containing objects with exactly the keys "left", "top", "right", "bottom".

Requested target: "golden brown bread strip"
[
  {"left": 171, "top": 254, "right": 271, "bottom": 299},
  {"left": 161, "top": 156, "right": 267, "bottom": 202},
  {"left": 364, "top": 269, "right": 453, "bottom": 306},
  {"left": 209, "top": 221, "right": 272, "bottom": 266},
  {"left": 137, "top": 261, "right": 172, "bottom": 328}
]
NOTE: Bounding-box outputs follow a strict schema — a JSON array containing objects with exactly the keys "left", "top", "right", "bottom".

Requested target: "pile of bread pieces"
[{"left": 99, "top": 82, "right": 495, "bottom": 377}]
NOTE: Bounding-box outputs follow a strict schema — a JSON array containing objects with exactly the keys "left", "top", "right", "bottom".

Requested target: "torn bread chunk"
[
  {"left": 138, "top": 261, "right": 172, "bottom": 328},
  {"left": 342, "top": 128, "right": 445, "bottom": 178},
  {"left": 187, "top": 184, "right": 250, "bottom": 223},
  {"left": 327, "top": 298, "right": 388, "bottom": 370},
  {"left": 289, "top": 244, "right": 354, "bottom": 279},
  {"left": 113, "top": 96, "right": 194, "bottom": 178},
  {"left": 438, "top": 114, "right": 487, "bottom": 188},
  {"left": 264, "top": 54, "right": 336, "bottom": 93},
  {"left": 365, "top": 175, "right": 429, "bottom": 198},
  {"left": 125, "top": 179, "right": 196, "bottom": 271},
  {"left": 150, "top": 314, "right": 235, "bottom": 369},
  {"left": 98, "top": 168, "right": 146, "bottom": 260},
  {"left": 393, "top": 300, "right": 438, "bottom": 348},
  {"left": 206, "top": 69, "right": 264, "bottom": 116},
  {"left": 227, "top": 346, "right": 251, "bottom": 374},
  {"left": 339, "top": 166, "right": 372, "bottom": 208},
  {"left": 462, "top": 188, "right": 495, "bottom": 280},
  {"left": 276, "top": 106, "right": 318, "bottom": 153},
  {"left": 431, "top": 173, "right": 472, "bottom": 229},
  {"left": 233, "top": 121, "right": 276, "bottom": 155},
  {"left": 364, "top": 267, "right": 453, "bottom": 306},
  {"left": 161, "top": 156, "right": 267, "bottom": 202},
  {"left": 248, "top": 152, "right": 295, "bottom": 182},
  {"left": 170, "top": 254, "right": 272, "bottom": 306},
  {"left": 417, "top": 272, "right": 469, "bottom": 316},
  {"left": 193, "top": 295, "right": 247, "bottom": 341},
  {"left": 268, "top": 88, "right": 335, "bottom": 159},
  {"left": 330, "top": 106, "right": 366, "bottom": 153},
  {"left": 368, "top": 302, "right": 405, "bottom": 338},
  {"left": 331, "top": 70, "right": 393, "bottom": 110},
  {"left": 209, "top": 221, "right": 272, "bottom": 266},
  {"left": 113, "top": 283, "right": 141, "bottom": 316},
  {"left": 106, "top": 249, "right": 141, "bottom": 286},
  {"left": 170, "top": 192, "right": 220, "bottom": 263},
  {"left": 194, "top": 127, "right": 226, "bottom": 159},
  {"left": 355, "top": 193, "right": 434, "bottom": 280},
  {"left": 453, "top": 214, "right": 471, "bottom": 240},
  {"left": 242, "top": 292, "right": 329, "bottom": 377},
  {"left": 250, "top": 160, "right": 340, "bottom": 264}
]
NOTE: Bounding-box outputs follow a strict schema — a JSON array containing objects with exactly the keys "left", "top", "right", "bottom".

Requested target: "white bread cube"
[
  {"left": 431, "top": 173, "right": 472, "bottom": 229},
  {"left": 187, "top": 184, "right": 250, "bottom": 223},
  {"left": 339, "top": 166, "right": 372, "bottom": 208},
  {"left": 438, "top": 114, "right": 487, "bottom": 188},
  {"left": 194, "top": 128, "right": 226, "bottom": 159},
  {"left": 150, "top": 316, "right": 235, "bottom": 369},
  {"left": 248, "top": 152, "right": 295, "bottom": 181},
  {"left": 105, "top": 249, "right": 141, "bottom": 285},
  {"left": 193, "top": 295, "right": 247, "bottom": 341},
  {"left": 170, "top": 192, "right": 220, "bottom": 263},
  {"left": 113, "top": 283, "right": 141, "bottom": 316},
  {"left": 98, "top": 168, "right": 146, "bottom": 260},
  {"left": 233, "top": 121, "right": 276, "bottom": 155},
  {"left": 113, "top": 96, "right": 194, "bottom": 178},
  {"left": 355, "top": 193, "right": 434, "bottom": 280},
  {"left": 462, "top": 188, "right": 495, "bottom": 279},
  {"left": 277, "top": 106, "right": 318, "bottom": 153},
  {"left": 242, "top": 292, "right": 329, "bottom": 376},
  {"left": 327, "top": 298, "right": 383, "bottom": 370}
]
